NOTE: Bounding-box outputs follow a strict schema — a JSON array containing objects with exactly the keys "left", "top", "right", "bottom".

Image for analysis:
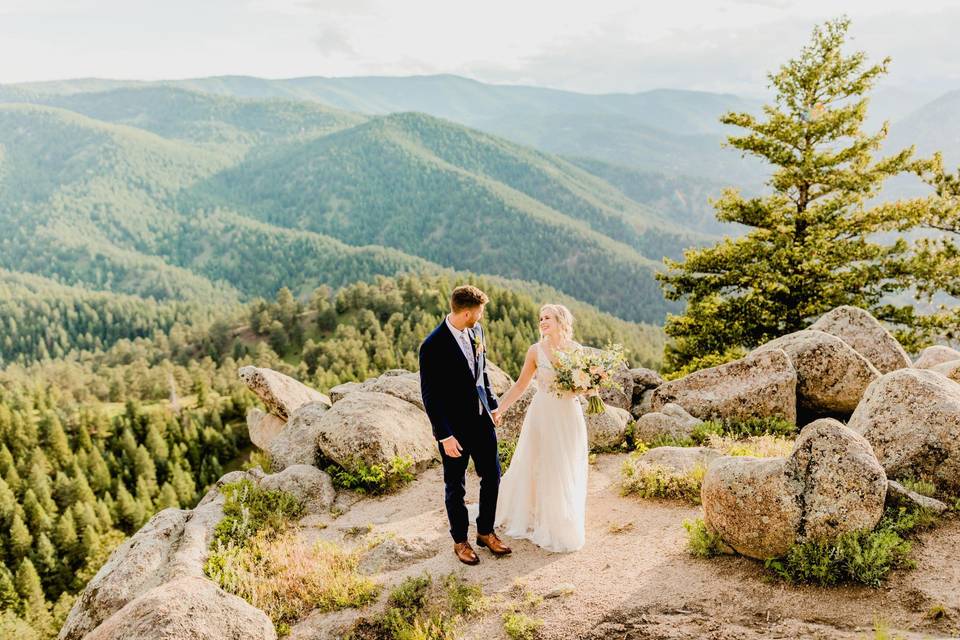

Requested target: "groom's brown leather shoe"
[
  {"left": 454, "top": 541, "right": 480, "bottom": 565},
  {"left": 476, "top": 532, "right": 512, "bottom": 556}
]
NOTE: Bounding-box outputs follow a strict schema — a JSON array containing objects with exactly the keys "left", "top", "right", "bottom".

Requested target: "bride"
[{"left": 494, "top": 304, "right": 589, "bottom": 552}]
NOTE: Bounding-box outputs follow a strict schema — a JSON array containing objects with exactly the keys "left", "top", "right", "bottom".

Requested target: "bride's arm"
[{"left": 497, "top": 345, "right": 538, "bottom": 414}]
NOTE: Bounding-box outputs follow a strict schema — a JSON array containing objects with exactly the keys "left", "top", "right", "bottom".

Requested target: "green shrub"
[
  {"left": 444, "top": 573, "right": 483, "bottom": 617},
  {"left": 898, "top": 477, "right": 937, "bottom": 498},
  {"left": 683, "top": 518, "right": 725, "bottom": 558},
  {"left": 326, "top": 456, "right": 415, "bottom": 495},
  {"left": 764, "top": 506, "right": 933, "bottom": 587},
  {"left": 621, "top": 455, "right": 705, "bottom": 503},
  {"left": 213, "top": 480, "right": 304, "bottom": 547},
  {"left": 503, "top": 611, "right": 543, "bottom": 640},
  {"left": 663, "top": 347, "right": 747, "bottom": 380}
]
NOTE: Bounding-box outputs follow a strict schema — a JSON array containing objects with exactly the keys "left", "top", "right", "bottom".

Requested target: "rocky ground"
[{"left": 291, "top": 454, "right": 960, "bottom": 640}]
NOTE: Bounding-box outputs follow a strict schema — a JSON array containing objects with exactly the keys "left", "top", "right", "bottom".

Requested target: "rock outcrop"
[
  {"left": 59, "top": 469, "right": 263, "bottom": 640},
  {"left": 84, "top": 576, "right": 276, "bottom": 640},
  {"left": 701, "top": 419, "right": 886, "bottom": 559},
  {"left": 267, "top": 401, "right": 329, "bottom": 470},
  {"left": 913, "top": 345, "right": 960, "bottom": 370},
  {"left": 633, "top": 403, "right": 702, "bottom": 444},
  {"left": 754, "top": 329, "right": 879, "bottom": 415},
  {"left": 635, "top": 446, "right": 720, "bottom": 474},
  {"left": 809, "top": 305, "right": 911, "bottom": 374},
  {"left": 583, "top": 403, "right": 632, "bottom": 451},
  {"left": 259, "top": 464, "right": 336, "bottom": 514},
  {"left": 651, "top": 349, "right": 797, "bottom": 423},
  {"left": 629, "top": 368, "right": 665, "bottom": 418},
  {"left": 246, "top": 407, "right": 286, "bottom": 450},
  {"left": 315, "top": 391, "right": 439, "bottom": 471},
  {"left": 848, "top": 368, "right": 960, "bottom": 493},
  {"left": 239, "top": 366, "right": 331, "bottom": 419},
  {"left": 886, "top": 480, "right": 949, "bottom": 515},
  {"left": 330, "top": 370, "right": 424, "bottom": 410},
  {"left": 929, "top": 358, "right": 960, "bottom": 383}
]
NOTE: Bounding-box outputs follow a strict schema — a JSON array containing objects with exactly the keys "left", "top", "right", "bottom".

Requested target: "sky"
[{"left": 1, "top": 0, "right": 958, "bottom": 98}]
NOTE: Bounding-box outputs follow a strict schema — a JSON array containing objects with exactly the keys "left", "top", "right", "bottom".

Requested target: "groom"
[{"left": 419, "top": 285, "right": 512, "bottom": 565}]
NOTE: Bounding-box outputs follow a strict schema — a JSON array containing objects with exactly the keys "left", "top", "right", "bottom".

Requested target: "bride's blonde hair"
[{"left": 539, "top": 304, "right": 574, "bottom": 343}]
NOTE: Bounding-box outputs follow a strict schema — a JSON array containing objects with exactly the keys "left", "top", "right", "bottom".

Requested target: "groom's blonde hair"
[{"left": 539, "top": 304, "right": 574, "bottom": 342}]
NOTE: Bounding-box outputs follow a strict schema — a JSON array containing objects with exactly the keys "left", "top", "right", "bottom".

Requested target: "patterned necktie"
[{"left": 459, "top": 331, "right": 475, "bottom": 377}]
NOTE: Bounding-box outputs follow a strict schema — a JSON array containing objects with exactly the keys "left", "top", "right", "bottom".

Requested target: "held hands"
[
  {"left": 491, "top": 409, "right": 502, "bottom": 426},
  {"left": 442, "top": 436, "right": 464, "bottom": 458}
]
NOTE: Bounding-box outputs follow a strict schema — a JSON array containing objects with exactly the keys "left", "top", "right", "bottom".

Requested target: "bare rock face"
[
  {"left": 784, "top": 418, "right": 887, "bottom": 541},
  {"left": 485, "top": 361, "right": 515, "bottom": 397},
  {"left": 357, "top": 535, "right": 438, "bottom": 574},
  {"left": 267, "top": 401, "right": 329, "bottom": 471},
  {"left": 651, "top": 349, "right": 797, "bottom": 423},
  {"left": 499, "top": 383, "right": 538, "bottom": 443},
  {"left": 701, "top": 456, "right": 803, "bottom": 559},
  {"left": 631, "top": 388, "right": 656, "bottom": 419},
  {"left": 848, "top": 368, "right": 960, "bottom": 493},
  {"left": 809, "top": 305, "right": 911, "bottom": 374},
  {"left": 84, "top": 576, "right": 276, "bottom": 640},
  {"left": 246, "top": 407, "right": 286, "bottom": 450},
  {"left": 702, "top": 419, "right": 886, "bottom": 560},
  {"left": 239, "top": 366, "right": 331, "bottom": 420},
  {"left": 886, "top": 480, "right": 949, "bottom": 515},
  {"left": 629, "top": 368, "right": 664, "bottom": 418},
  {"left": 929, "top": 358, "right": 960, "bottom": 383},
  {"left": 633, "top": 403, "right": 702, "bottom": 444},
  {"left": 754, "top": 330, "right": 879, "bottom": 415},
  {"left": 330, "top": 370, "right": 423, "bottom": 410},
  {"left": 914, "top": 345, "right": 960, "bottom": 370},
  {"left": 637, "top": 446, "right": 720, "bottom": 475},
  {"left": 583, "top": 403, "right": 632, "bottom": 451},
  {"left": 316, "top": 391, "right": 439, "bottom": 471},
  {"left": 259, "top": 464, "right": 336, "bottom": 514}
]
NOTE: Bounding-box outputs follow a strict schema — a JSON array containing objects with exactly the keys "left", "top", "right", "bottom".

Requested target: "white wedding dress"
[{"left": 495, "top": 341, "right": 589, "bottom": 552}]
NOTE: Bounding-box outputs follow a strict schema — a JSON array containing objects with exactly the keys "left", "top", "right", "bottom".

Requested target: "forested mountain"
[{"left": 0, "top": 86, "right": 716, "bottom": 322}]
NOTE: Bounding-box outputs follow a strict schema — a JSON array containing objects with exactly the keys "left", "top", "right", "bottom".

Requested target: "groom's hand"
[
  {"left": 491, "top": 409, "right": 502, "bottom": 426},
  {"left": 442, "top": 436, "right": 463, "bottom": 458}
]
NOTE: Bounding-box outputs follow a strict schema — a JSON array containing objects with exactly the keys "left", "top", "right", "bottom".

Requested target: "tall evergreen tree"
[{"left": 657, "top": 17, "right": 930, "bottom": 370}]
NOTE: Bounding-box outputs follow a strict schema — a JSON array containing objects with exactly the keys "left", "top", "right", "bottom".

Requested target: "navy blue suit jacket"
[{"left": 419, "top": 320, "right": 499, "bottom": 441}]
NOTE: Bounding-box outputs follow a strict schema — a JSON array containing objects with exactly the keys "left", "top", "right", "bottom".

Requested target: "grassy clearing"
[{"left": 205, "top": 480, "right": 377, "bottom": 635}]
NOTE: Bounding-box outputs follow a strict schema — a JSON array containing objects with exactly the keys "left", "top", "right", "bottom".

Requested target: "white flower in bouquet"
[{"left": 551, "top": 344, "right": 626, "bottom": 414}]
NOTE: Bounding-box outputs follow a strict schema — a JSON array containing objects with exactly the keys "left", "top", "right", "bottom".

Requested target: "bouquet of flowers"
[{"left": 551, "top": 344, "right": 626, "bottom": 414}]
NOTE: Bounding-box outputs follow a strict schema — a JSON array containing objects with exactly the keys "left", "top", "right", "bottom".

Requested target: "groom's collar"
[{"left": 445, "top": 314, "right": 472, "bottom": 338}]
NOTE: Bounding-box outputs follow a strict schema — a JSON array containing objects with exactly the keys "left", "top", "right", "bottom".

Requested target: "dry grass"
[
  {"left": 705, "top": 434, "right": 795, "bottom": 458},
  {"left": 207, "top": 530, "right": 379, "bottom": 633}
]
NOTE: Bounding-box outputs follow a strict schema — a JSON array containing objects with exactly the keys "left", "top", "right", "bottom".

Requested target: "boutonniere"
[{"left": 472, "top": 332, "right": 484, "bottom": 355}]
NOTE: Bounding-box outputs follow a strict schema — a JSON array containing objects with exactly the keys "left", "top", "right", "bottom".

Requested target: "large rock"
[
  {"left": 583, "top": 403, "right": 632, "bottom": 451},
  {"left": 330, "top": 371, "right": 423, "bottom": 410},
  {"left": 810, "top": 305, "right": 911, "bottom": 374},
  {"left": 485, "top": 361, "right": 515, "bottom": 397},
  {"left": 929, "top": 358, "right": 960, "bottom": 383},
  {"left": 754, "top": 330, "right": 879, "bottom": 415},
  {"left": 260, "top": 464, "right": 336, "bottom": 514},
  {"left": 631, "top": 388, "right": 656, "bottom": 419},
  {"left": 499, "top": 383, "right": 538, "bottom": 443},
  {"left": 784, "top": 418, "right": 887, "bottom": 541},
  {"left": 848, "top": 368, "right": 960, "bottom": 493},
  {"left": 357, "top": 535, "right": 438, "bottom": 574},
  {"left": 914, "top": 345, "right": 960, "bottom": 370},
  {"left": 886, "top": 480, "right": 949, "bottom": 515},
  {"left": 239, "top": 366, "right": 331, "bottom": 420},
  {"left": 702, "top": 419, "right": 886, "bottom": 559},
  {"left": 701, "top": 457, "right": 803, "bottom": 559},
  {"left": 246, "top": 407, "right": 286, "bottom": 450},
  {"left": 84, "top": 577, "right": 276, "bottom": 640},
  {"left": 637, "top": 446, "right": 721, "bottom": 475},
  {"left": 633, "top": 403, "right": 702, "bottom": 444},
  {"left": 316, "top": 391, "right": 439, "bottom": 471},
  {"left": 267, "top": 401, "right": 329, "bottom": 470},
  {"left": 651, "top": 349, "right": 797, "bottom": 423}
]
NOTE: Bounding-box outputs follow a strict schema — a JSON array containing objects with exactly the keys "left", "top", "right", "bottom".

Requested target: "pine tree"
[
  {"left": 14, "top": 559, "right": 51, "bottom": 634},
  {"left": 656, "top": 17, "right": 927, "bottom": 370}
]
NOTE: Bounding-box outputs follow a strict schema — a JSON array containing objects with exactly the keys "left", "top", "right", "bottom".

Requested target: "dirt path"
[{"left": 293, "top": 453, "right": 960, "bottom": 639}]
